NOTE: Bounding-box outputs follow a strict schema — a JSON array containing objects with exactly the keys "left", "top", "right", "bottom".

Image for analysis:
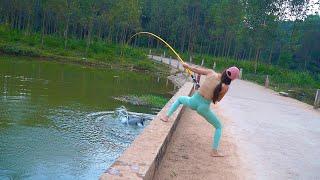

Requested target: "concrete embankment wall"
[{"left": 100, "top": 82, "right": 193, "bottom": 180}]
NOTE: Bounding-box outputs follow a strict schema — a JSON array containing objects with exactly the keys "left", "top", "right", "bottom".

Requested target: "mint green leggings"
[{"left": 167, "top": 92, "right": 222, "bottom": 150}]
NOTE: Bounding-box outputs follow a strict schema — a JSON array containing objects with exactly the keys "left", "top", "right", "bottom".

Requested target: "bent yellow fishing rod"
[{"left": 128, "top": 32, "right": 199, "bottom": 87}]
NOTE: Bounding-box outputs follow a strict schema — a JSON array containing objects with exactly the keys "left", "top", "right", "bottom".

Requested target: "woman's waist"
[
  {"left": 194, "top": 91, "right": 212, "bottom": 103},
  {"left": 198, "top": 89, "right": 213, "bottom": 100}
]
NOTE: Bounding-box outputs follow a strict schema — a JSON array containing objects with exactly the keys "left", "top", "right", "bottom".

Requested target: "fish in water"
[{"left": 121, "top": 116, "right": 146, "bottom": 127}]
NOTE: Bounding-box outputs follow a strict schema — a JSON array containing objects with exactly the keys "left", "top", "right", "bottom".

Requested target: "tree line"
[{"left": 0, "top": 0, "right": 319, "bottom": 75}]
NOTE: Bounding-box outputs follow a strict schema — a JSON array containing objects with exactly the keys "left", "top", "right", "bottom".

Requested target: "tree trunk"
[
  {"left": 64, "top": 15, "right": 70, "bottom": 50},
  {"left": 41, "top": 12, "right": 46, "bottom": 48},
  {"left": 107, "top": 27, "right": 113, "bottom": 43},
  {"left": 120, "top": 28, "right": 125, "bottom": 44},
  {"left": 148, "top": 37, "right": 152, "bottom": 48},
  {"left": 85, "top": 21, "right": 93, "bottom": 57},
  {"left": 213, "top": 38, "right": 218, "bottom": 57},
  {"left": 222, "top": 35, "right": 227, "bottom": 57},
  {"left": 268, "top": 43, "right": 274, "bottom": 64},
  {"left": 13, "top": 11, "right": 18, "bottom": 29},
  {"left": 254, "top": 48, "right": 260, "bottom": 73},
  {"left": 258, "top": 49, "right": 262, "bottom": 61},
  {"left": 227, "top": 37, "right": 232, "bottom": 58},
  {"left": 4, "top": 12, "right": 9, "bottom": 24},
  {"left": 277, "top": 44, "right": 282, "bottom": 65},
  {"left": 242, "top": 50, "right": 246, "bottom": 60},
  {"left": 115, "top": 27, "right": 120, "bottom": 43},
  {"left": 80, "top": 27, "right": 84, "bottom": 39},
  {"left": 47, "top": 16, "right": 50, "bottom": 34},
  {"left": 187, "top": 29, "right": 194, "bottom": 54},
  {"left": 9, "top": 11, "right": 14, "bottom": 28},
  {"left": 199, "top": 40, "right": 203, "bottom": 56},
  {"left": 206, "top": 42, "right": 211, "bottom": 55},
  {"left": 25, "top": 14, "right": 31, "bottom": 36},
  {"left": 18, "top": 12, "right": 22, "bottom": 30},
  {"left": 123, "top": 28, "right": 128, "bottom": 44},
  {"left": 304, "top": 54, "right": 309, "bottom": 71},
  {"left": 133, "top": 38, "right": 137, "bottom": 48},
  {"left": 248, "top": 47, "right": 252, "bottom": 60},
  {"left": 98, "top": 23, "right": 102, "bottom": 41},
  {"left": 289, "top": 21, "right": 297, "bottom": 53},
  {"left": 233, "top": 43, "right": 237, "bottom": 59}
]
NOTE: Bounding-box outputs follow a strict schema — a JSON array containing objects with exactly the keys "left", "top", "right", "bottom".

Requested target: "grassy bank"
[
  {"left": 148, "top": 48, "right": 320, "bottom": 105},
  {"left": 0, "top": 25, "right": 168, "bottom": 74},
  {"left": 139, "top": 94, "right": 169, "bottom": 107},
  {"left": 114, "top": 94, "right": 168, "bottom": 108},
  {"left": 1, "top": 24, "right": 319, "bottom": 105}
]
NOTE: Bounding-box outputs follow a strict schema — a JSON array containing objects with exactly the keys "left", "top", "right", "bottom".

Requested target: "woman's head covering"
[{"left": 226, "top": 66, "right": 240, "bottom": 80}]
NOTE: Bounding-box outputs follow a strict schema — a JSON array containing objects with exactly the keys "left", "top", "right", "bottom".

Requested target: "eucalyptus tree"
[
  {"left": 62, "top": 0, "right": 79, "bottom": 49},
  {"left": 0, "top": 0, "right": 319, "bottom": 74},
  {"left": 107, "top": 0, "right": 141, "bottom": 44},
  {"left": 78, "top": 0, "right": 109, "bottom": 56}
]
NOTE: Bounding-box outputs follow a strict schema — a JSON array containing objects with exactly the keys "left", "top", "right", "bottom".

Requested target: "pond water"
[{"left": 0, "top": 56, "right": 173, "bottom": 179}]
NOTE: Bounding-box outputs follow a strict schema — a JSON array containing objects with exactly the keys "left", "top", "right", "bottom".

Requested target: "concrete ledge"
[{"left": 100, "top": 82, "right": 194, "bottom": 180}]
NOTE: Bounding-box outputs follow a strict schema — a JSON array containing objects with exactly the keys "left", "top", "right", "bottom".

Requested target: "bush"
[
  {"left": 133, "top": 60, "right": 155, "bottom": 71},
  {"left": 0, "top": 44, "right": 40, "bottom": 57},
  {"left": 140, "top": 95, "right": 168, "bottom": 107}
]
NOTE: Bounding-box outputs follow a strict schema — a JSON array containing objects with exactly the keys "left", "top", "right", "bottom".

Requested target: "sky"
[
  {"left": 278, "top": 0, "right": 320, "bottom": 20},
  {"left": 308, "top": 0, "right": 320, "bottom": 15}
]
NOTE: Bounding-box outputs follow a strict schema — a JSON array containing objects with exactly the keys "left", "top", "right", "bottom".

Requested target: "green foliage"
[
  {"left": 278, "top": 52, "right": 292, "bottom": 68},
  {"left": 0, "top": 0, "right": 319, "bottom": 105},
  {"left": 119, "top": 94, "right": 169, "bottom": 107},
  {"left": 133, "top": 61, "right": 156, "bottom": 71},
  {"left": 0, "top": 43, "right": 40, "bottom": 57},
  {"left": 1, "top": 0, "right": 319, "bottom": 75},
  {"left": 139, "top": 95, "right": 168, "bottom": 108},
  {"left": 0, "top": 25, "right": 160, "bottom": 71}
]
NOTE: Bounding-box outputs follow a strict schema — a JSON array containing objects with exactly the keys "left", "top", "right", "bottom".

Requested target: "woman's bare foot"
[
  {"left": 161, "top": 115, "right": 169, "bottom": 122},
  {"left": 210, "top": 149, "right": 224, "bottom": 157}
]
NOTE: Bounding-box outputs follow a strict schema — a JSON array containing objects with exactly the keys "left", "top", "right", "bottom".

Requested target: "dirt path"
[
  {"left": 151, "top": 55, "right": 320, "bottom": 179},
  {"left": 149, "top": 54, "right": 320, "bottom": 179},
  {"left": 153, "top": 102, "right": 248, "bottom": 180},
  {"left": 219, "top": 80, "right": 320, "bottom": 179},
  {"left": 153, "top": 55, "right": 248, "bottom": 179}
]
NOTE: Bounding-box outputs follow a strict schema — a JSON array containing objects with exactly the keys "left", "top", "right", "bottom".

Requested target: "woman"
[{"left": 161, "top": 63, "right": 239, "bottom": 157}]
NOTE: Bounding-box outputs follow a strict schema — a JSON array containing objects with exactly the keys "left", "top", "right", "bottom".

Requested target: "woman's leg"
[
  {"left": 197, "top": 106, "right": 223, "bottom": 153},
  {"left": 166, "top": 96, "right": 192, "bottom": 117},
  {"left": 161, "top": 95, "right": 197, "bottom": 122}
]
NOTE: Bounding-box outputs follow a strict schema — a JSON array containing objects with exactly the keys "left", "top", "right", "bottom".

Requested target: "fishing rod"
[{"left": 128, "top": 32, "right": 200, "bottom": 88}]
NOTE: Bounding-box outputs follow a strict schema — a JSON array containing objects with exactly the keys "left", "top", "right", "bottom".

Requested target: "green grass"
[
  {"left": 139, "top": 95, "right": 169, "bottom": 108},
  {"left": 118, "top": 94, "right": 169, "bottom": 108},
  {"left": 0, "top": 25, "right": 165, "bottom": 73},
  {"left": 1, "top": 25, "right": 319, "bottom": 105}
]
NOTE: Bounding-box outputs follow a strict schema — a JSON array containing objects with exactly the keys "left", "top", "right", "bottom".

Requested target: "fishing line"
[{"left": 127, "top": 32, "right": 199, "bottom": 87}]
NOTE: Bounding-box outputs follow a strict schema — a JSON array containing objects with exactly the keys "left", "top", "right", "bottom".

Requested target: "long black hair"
[{"left": 212, "top": 70, "right": 232, "bottom": 104}]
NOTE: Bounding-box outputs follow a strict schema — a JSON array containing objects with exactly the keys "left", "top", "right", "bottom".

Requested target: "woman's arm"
[
  {"left": 183, "top": 62, "right": 215, "bottom": 75},
  {"left": 217, "top": 84, "right": 229, "bottom": 102}
]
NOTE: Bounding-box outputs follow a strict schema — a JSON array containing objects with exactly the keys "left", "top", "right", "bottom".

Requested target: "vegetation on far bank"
[
  {"left": 1, "top": 24, "right": 319, "bottom": 105},
  {"left": 139, "top": 94, "right": 168, "bottom": 108},
  {"left": 1, "top": 0, "right": 319, "bottom": 74},
  {"left": 0, "top": 25, "right": 169, "bottom": 74},
  {"left": 113, "top": 94, "right": 168, "bottom": 108},
  {"left": 1, "top": 0, "right": 319, "bottom": 106}
]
